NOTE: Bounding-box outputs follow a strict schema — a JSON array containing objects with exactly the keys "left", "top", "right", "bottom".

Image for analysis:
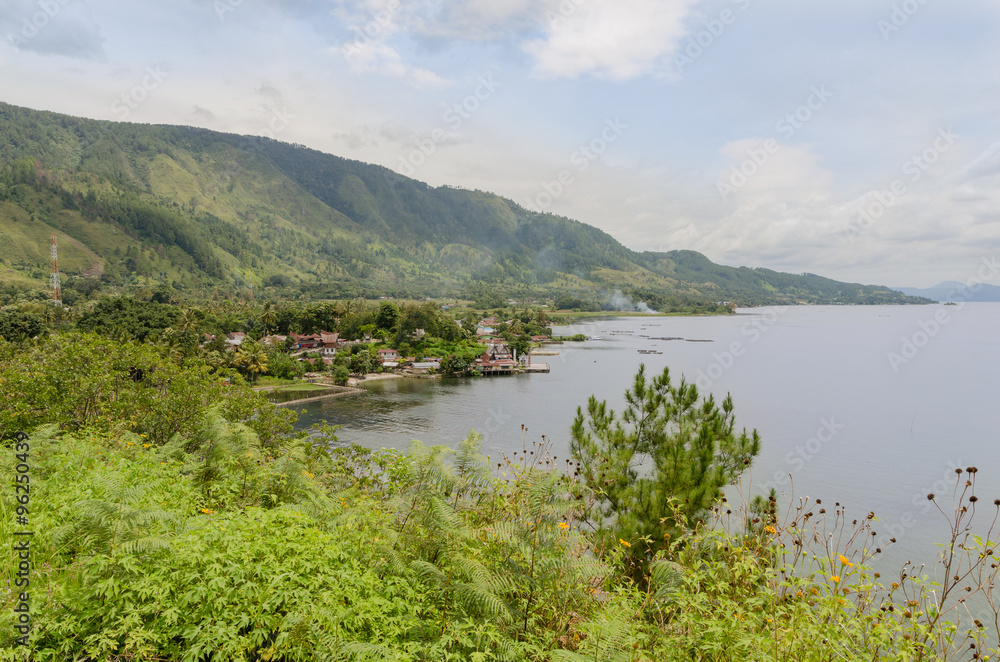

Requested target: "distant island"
[{"left": 893, "top": 281, "right": 1000, "bottom": 303}]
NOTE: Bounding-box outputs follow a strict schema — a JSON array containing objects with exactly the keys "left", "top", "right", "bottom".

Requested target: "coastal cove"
[{"left": 295, "top": 304, "right": 1000, "bottom": 571}]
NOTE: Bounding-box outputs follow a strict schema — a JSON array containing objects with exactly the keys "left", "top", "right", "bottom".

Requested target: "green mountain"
[{"left": 0, "top": 101, "right": 927, "bottom": 307}]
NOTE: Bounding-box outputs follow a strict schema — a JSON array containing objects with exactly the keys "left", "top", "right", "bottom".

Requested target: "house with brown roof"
[
  {"left": 475, "top": 350, "right": 517, "bottom": 375},
  {"left": 291, "top": 333, "right": 323, "bottom": 350},
  {"left": 320, "top": 332, "right": 340, "bottom": 355},
  {"left": 225, "top": 332, "right": 246, "bottom": 349}
]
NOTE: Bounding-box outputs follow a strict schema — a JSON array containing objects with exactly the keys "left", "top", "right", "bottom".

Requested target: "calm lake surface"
[{"left": 295, "top": 304, "right": 1000, "bottom": 571}]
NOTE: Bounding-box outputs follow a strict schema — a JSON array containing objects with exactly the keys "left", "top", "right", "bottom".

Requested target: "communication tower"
[{"left": 50, "top": 233, "right": 62, "bottom": 306}]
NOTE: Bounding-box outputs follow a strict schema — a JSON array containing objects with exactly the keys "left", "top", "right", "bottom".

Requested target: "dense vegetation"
[
  {"left": 0, "top": 101, "right": 929, "bottom": 308},
  {"left": 0, "top": 293, "right": 565, "bottom": 401},
  {"left": 1, "top": 328, "right": 998, "bottom": 660}
]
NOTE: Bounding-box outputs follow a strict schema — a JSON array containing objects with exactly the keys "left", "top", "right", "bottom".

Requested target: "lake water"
[{"left": 294, "top": 304, "right": 1000, "bottom": 573}]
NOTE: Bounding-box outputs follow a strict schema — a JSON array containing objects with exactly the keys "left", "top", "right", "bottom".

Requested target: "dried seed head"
[
  {"left": 969, "top": 496, "right": 978, "bottom": 503},
  {"left": 927, "top": 493, "right": 935, "bottom": 500}
]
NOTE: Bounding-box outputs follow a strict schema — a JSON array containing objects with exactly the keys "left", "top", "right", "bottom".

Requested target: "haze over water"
[{"left": 296, "top": 304, "right": 1000, "bottom": 571}]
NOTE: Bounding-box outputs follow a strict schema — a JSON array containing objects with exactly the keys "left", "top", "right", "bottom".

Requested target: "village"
[{"left": 203, "top": 314, "right": 552, "bottom": 382}]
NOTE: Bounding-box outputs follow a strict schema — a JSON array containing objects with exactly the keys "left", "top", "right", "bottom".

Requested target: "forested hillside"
[{"left": 0, "top": 102, "right": 927, "bottom": 307}]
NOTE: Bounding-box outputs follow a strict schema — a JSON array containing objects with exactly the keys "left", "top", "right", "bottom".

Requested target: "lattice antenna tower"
[{"left": 50, "top": 233, "right": 62, "bottom": 306}]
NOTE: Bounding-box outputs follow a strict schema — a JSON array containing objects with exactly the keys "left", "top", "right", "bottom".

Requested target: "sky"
[{"left": 1, "top": 0, "right": 999, "bottom": 288}]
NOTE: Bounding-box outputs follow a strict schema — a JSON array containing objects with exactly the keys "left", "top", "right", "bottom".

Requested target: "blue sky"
[{"left": 2, "top": 0, "right": 999, "bottom": 287}]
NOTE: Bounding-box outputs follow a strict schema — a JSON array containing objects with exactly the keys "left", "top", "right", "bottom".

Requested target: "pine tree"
[{"left": 570, "top": 364, "right": 760, "bottom": 574}]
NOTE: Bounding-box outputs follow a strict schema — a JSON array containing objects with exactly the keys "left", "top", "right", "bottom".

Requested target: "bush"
[
  {"left": 0, "top": 332, "right": 294, "bottom": 446},
  {"left": 0, "top": 310, "right": 45, "bottom": 340},
  {"left": 332, "top": 365, "right": 350, "bottom": 386}
]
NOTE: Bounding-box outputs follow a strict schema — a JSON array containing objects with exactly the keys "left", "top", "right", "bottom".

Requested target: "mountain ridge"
[
  {"left": 894, "top": 281, "right": 1000, "bottom": 303},
  {"left": 0, "top": 101, "right": 928, "bottom": 308}
]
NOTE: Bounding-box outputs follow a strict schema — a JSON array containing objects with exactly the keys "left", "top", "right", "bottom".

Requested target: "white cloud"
[
  {"left": 0, "top": 0, "right": 105, "bottom": 60},
  {"left": 332, "top": 2, "right": 450, "bottom": 88},
  {"left": 523, "top": 0, "right": 699, "bottom": 80}
]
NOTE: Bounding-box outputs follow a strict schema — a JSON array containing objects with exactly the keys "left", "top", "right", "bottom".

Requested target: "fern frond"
[
  {"left": 550, "top": 650, "right": 593, "bottom": 662},
  {"left": 409, "top": 559, "right": 447, "bottom": 585}
]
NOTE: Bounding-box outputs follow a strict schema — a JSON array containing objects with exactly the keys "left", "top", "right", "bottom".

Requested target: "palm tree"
[
  {"left": 177, "top": 308, "right": 198, "bottom": 334},
  {"left": 260, "top": 301, "right": 277, "bottom": 336},
  {"left": 234, "top": 341, "right": 268, "bottom": 384},
  {"left": 245, "top": 347, "right": 268, "bottom": 384}
]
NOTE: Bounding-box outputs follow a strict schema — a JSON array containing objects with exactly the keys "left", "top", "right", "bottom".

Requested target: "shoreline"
[
  {"left": 347, "top": 372, "right": 421, "bottom": 387},
  {"left": 271, "top": 384, "right": 365, "bottom": 406}
]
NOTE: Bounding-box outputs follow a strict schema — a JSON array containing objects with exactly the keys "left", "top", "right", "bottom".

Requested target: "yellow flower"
[
  {"left": 764, "top": 525, "right": 776, "bottom": 534},
  {"left": 201, "top": 508, "right": 215, "bottom": 515},
  {"left": 830, "top": 575, "right": 840, "bottom": 583},
  {"left": 619, "top": 539, "right": 631, "bottom": 548},
  {"left": 838, "top": 554, "right": 853, "bottom": 568},
  {"left": 558, "top": 522, "right": 570, "bottom": 530}
]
